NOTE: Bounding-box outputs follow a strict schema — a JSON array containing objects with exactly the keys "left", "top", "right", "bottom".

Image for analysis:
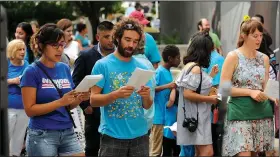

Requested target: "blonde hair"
[{"left": 6, "top": 39, "right": 26, "bottom": 59}]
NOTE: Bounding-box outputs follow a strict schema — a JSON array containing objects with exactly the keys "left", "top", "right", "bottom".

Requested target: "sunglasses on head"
[{"left": 124, "top": 24, "right": 135, "bottom": 30}]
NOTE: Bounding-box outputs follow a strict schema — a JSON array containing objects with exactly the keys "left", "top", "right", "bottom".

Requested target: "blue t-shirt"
[
  {"left": 92, "top": 53, "right": 150, "bottom": 139},
  {"left": 163, "top": 105, "right": 177, "bottom": 139},
  {"left": 8, "top": 60, "right": 29, "bottom": 109},
  {"left": 75, "top": 34, "right": 90, "bottom": 48},
  {"left": 134, "top": 54, "right": 156, "bottom": 130},
  {"left": 204, "top": 50, "right": 225, "bottom": 86},
  {"left": 144, "top": 33, "right": 161, "bottom": 64},
  {"left": 24, "top": 48, "right": 29, "bottom": 63},
  {"left": 20, "top": 61, "right": 75, "bottom": 130},
  {"left": 153, "top": 65, "right": 173, "bottom": 125}
]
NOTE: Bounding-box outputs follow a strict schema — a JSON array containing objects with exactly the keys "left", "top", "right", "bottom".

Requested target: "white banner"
[{"left": 71, "top": 108, "right": 85, "bottom": 148}]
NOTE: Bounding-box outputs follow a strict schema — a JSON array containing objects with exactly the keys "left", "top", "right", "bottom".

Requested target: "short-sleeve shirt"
[
  {"left": 153, "top": 65, "right": 173, "bottom": 125},
  {"left": 20, "top": 61, "right": 75, "bottom": 130},
  {"left": 75, "top": 34, "right": 90, "bottom": 48},
  {"left": 134, "top": 54, "right": 156, "bottom": 130},
  {"left": 209, "top": 32, "right": 222, "bottom": 49},
  {"left": 144, "top": 33, "right": 161, "bottom": 64},
  {"left": 203, "top": 50, "right": 225, "bottom": 86},
  {"left": 8, "top": 60, "right": 29, "bottom": 109},
  {"left": 188, "top": 32, "right": 222, "bottom": 49},
  {"left": 91, "top": 53, "right": 150, "bottom": 139}
]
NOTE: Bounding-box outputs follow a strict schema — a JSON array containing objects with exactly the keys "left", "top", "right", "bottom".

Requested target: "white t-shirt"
[{"left": 64, "top": 41, "right": 79, "bottom": 61}]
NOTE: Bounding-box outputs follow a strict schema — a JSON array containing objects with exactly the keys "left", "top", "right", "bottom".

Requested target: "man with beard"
[
  {"left": 90, "top": 18, "right": 153, "bottom": 156},
  {"left": 197, "top": 18, "right": 223, "bottom": 55},
  {"left": 72, "top": 21, "right": 115, "bottom": 156}
]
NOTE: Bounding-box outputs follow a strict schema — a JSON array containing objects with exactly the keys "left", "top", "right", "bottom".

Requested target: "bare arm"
[
  {"left": 184, "top": 89, "right": 216, "bottom": 103},
  {"left": 220, "top": 51, "right": 253, "bottom": 97},
  {"left": 142, "top": 95, "right": 153, "bottom": 109},
  {"left": 166, "top": 88, "right": 176, "bottom": 108},
  {"left": 7, "top": 77, "right": 20, "bottom": 85},
  {"left": 90, "top": 85, "right": 119, "bottom": 107},
  {"left": 155, "top": 82, "right": 175, "bottom": 92},
  {"left": 183, "top": 66, "right": 218, "bottom": 104},
  {"left": 22, "top": 87, "right": 74, "bottom": 117},
  {"left": 263, "top": 55, "right": 270, "bottom": 90}
]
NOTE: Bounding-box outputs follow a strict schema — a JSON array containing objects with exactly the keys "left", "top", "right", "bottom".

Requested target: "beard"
[
  {"left": 202, "top": 28, "right": 210, "bottom": 32},
  {"left": 102, "top": 45, "right": 115, "bottom": 52},
  {"left": 118, "top": 44, "right": 136, "bottom": 58}
]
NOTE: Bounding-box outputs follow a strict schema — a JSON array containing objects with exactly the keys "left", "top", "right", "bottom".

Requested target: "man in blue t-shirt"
[
  {"left": 129, "top": 10, "right": 161, "bottom": 69},
  {"left": 90, "top": 18, "right": 153, "bottom": 156}
]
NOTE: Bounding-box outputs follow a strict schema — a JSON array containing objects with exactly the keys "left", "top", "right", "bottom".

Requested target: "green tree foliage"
[
  {"left": 0, "top": 1, "right": 75, "bottom": 40},
  {"left": 1, "top": 1, "right": 123, "bottom": 44},
  {"left": 68, "top": 1, "right": 122, "bottom": 44}
]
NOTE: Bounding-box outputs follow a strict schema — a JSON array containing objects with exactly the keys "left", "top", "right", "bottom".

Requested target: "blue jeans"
[{"left": 26, "top": 128, "right": 83, "bottom": 156}]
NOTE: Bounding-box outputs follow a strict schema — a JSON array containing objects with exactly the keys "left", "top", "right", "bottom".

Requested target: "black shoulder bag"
[
  {"left": 35, "top": 61, "right": 76, "bottom": 128},
  {"left": 180, "top": 63, "right": 202, "bottom": 132}
]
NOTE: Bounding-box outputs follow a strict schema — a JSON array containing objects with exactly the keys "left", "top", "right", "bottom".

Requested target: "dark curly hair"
[
  {"left": 162, "top": 45, "right": 180, "bottom": 62},
  {"left": 30, "top": 23, "right": 64, "bottom": 57},
  {"left": 113, "top": 17, "right": 143, "bottom": 47},
  {"left": 183, "top": 31, "right": 214, "bottom": 68}
]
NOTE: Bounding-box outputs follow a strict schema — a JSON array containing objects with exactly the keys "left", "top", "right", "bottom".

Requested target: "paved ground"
[{"left": 274, "top": 138, "right": 279, "bottom": 156}]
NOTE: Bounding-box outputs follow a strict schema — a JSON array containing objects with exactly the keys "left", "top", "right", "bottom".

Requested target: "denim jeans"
[{"left": 26, "top": 128, "right": 83, "bottom": 156}]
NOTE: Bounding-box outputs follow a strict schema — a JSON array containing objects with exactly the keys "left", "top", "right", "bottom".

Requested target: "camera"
[{"left": 182, "top": 117, "right": 198, "bottom": 132}]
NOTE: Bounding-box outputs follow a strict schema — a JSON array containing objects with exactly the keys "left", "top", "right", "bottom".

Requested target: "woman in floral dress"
[{"left": 221, "top": 18, "right": 275, "bottom": 156}]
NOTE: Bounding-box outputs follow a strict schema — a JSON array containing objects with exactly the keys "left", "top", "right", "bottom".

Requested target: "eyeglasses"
[{"left": 49, "top": 42, "right": 66, "bottom": 49}]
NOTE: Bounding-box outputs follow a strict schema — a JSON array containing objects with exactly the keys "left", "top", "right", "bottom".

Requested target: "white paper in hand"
[
  {"left": 75, "top": 75, "right": 103, "bottom": 92},
  {"left": 126, "top": 68, "right": 155, "bottom": 90},
  {"left": 264, "top": 79, "right": 279, "bottom": 99},
  {"left": 163, "top": 122, "right": 177, "bottom": 132}
]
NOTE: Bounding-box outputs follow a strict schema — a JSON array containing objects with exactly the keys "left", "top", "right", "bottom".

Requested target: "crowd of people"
[{"left": 6, "top": 8, "right": 279, "bottom": 157}]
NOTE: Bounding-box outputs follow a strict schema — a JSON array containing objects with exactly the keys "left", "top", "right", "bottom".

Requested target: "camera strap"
[{"left": 180, "top": 63, "right": 202, "bottom": 121}]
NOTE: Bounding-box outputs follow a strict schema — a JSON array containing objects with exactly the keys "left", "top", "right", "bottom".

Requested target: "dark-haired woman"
[
  {"left": 20, "top": 23, "right": 89, "bottom": 156},
  {"left": 221, "top": 19, "right": 275, "bottom": 156},
  {"left": 75, "top": 23, "right": 93, "bottom": 51},
  {"left": 15, "top": 22, "right": 35, "bottom": 64},
  {"left": 176, "top": 32, "right": 219, "bottom": 156}
]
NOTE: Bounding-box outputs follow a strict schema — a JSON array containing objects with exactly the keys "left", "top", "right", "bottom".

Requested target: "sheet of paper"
[
  {"left": 126, "top": 68, "right": 155, "bottom": 90},
  {"left": 163, "top": 122, "right": 177, "bottom": 132},
  {"left": 264, "top": 79, "right": 279, "bottom": 99},
  {"left": 75, "top": 74, "right": 103, "bottom": 92}
]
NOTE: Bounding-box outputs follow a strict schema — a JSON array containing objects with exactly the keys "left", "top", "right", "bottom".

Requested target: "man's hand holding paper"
[
  {"left": 113, "top": 86, "right": 135, "bottom": 99},
  {"left": 126, "top": 67, "right": 155, "bottom": 90}
]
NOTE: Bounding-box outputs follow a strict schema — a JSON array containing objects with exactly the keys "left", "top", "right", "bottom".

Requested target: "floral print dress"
[{"left": 222, "top": 50, "right": 274, "bottom": 156}]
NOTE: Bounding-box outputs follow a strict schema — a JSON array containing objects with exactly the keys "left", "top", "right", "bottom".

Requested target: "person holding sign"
[
  {"left": 72, "top": 21, "right": 115, "bottom": 156},
  {"left": 90, "top": 18, "right": 153, "bottom": 156},
  {"left": 221, "top": 16, "right": 276, "bottom": 156},
  {"left": 20, "top": 24, "right": 90, "bottom": 156}
]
